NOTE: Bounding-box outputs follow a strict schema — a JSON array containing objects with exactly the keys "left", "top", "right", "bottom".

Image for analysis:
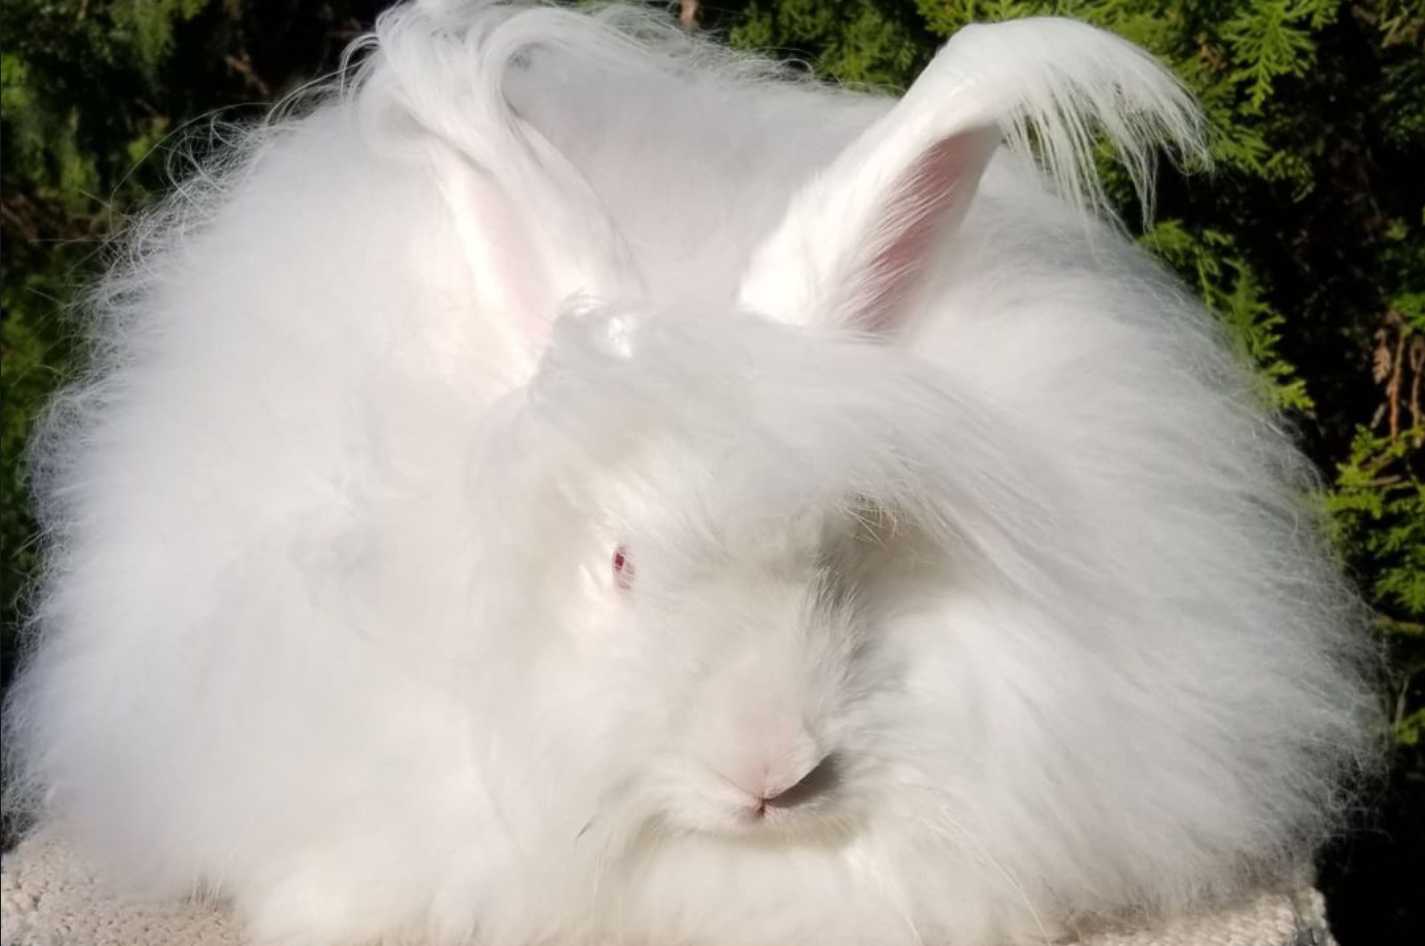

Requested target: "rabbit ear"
[
  {"left": 372, "top": 4, "right": 643, "bottom": 377},
  {"left": 738, "top": 115, "right": 998, "bottom": 334},
  {"left": 425, "top": 143, "right": 562, "bottom": 371},
  {"left": 738, "top": 17, "right": 1206, "bottom": 333},
  {"left": 424, "top": 131, "right": 642, "bottom": 378}
]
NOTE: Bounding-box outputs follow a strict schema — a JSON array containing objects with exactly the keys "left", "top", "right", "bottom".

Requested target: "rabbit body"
[{"left": 5, "top": 3, "right": 1375, "bottom": 945}]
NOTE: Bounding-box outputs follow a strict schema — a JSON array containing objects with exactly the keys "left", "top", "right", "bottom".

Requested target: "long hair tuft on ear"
[{"left": 929, "top": 16, "right": 1209, "bottom": 223}]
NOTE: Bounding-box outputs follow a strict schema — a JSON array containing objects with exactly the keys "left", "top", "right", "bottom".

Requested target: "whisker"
[{"left": 919, "top": 802, "right": 1054, "bottom": 946}]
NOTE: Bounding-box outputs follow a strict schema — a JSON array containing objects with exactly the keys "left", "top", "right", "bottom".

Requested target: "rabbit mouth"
[
  {"left": 716, "top": 801, "right": 865, "bottom": 850},
  {"left": 685, "top": 755, "right": 864, "bottom": 846},
  {"left": 678, "top": 803, "right": 863, "bottom": 850}
]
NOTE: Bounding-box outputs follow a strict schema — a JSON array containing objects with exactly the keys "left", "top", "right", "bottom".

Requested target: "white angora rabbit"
[{"left": 5, "top": 1, "right": 1378, "bottom": 944}]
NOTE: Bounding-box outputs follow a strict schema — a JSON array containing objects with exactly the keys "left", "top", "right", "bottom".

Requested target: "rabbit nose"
[{"left": 759, "top": 753, "right": 840, "bottom": 811}]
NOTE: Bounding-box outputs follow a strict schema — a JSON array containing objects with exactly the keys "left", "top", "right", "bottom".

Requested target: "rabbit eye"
[{"left": 612, "top": 545, "right": 634, "bottom": 589}]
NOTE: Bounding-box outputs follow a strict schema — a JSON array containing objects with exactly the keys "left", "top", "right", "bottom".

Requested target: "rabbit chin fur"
[{"left": 4, "top": 1, "right": 1378, "bottom": 944}]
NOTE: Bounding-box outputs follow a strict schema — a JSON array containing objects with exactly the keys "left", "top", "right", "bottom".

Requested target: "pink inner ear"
[
  {"left": 858, "top": 132, "right": 994, "bottom": 333},
  {"left": 428, "top": 141, "right": 557, "bottom": 363},
  {"left": 464, "top": 178, "right": 556, "bottom": 352}
]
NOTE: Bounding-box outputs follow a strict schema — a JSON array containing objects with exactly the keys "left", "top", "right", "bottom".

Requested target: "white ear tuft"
[
  {"left": 941, "top": 17, "right": 1207, "bottom": 220},
  {"left": 738, "top": 16, "right": 1206, "bottom": 331},
  {"left": 360, "top": 1, "right": 644, "bottom": 371}
]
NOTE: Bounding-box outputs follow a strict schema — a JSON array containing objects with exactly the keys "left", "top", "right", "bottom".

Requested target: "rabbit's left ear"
[
  {"left": 736, "top": 80, "right": 1000, "bottom": 334},
  {"left": 739, "top": 18, "right": 1206, "bottom": 333}
]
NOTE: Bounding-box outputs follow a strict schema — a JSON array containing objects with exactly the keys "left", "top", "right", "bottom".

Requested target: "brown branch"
[
  {"left": 679, "top": 0, "right": 702, "bottom": 30},
  {"left": 0, "top": 197, "right": 41, "bottom": 243},
  {"left": 224, "top": 52, "right": 272, "bottom": 99},
  {"left": 1409, "top": 336, "right": 1424, "bottom": 430},
  {"left": 1371, "top": 310, "right": 1421, "bottom": 440}
]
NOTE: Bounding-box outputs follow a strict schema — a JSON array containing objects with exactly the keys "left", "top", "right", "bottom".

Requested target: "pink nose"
[{"left": 725, "top": 747, "right": 839, "bottom": 815}]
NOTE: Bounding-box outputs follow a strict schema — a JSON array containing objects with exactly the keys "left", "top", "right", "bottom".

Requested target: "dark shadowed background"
[{"left": 1, "top": 1, "right": 1420, "bottom": 942}]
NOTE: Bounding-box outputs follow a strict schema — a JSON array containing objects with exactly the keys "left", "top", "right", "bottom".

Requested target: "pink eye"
[{"left": 612, "top": 545, "right": 634, "bottom": 589}]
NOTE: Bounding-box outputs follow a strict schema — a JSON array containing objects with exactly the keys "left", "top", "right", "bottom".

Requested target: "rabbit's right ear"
[
  {"left": 424, "top": 139, "right": 639, "bottom": 381},
  {"left": 425, "top": 143, "right": 555, "bottom": 374},
  {"left": 375, "top": 0, "right": 644, "bottom": 381}
]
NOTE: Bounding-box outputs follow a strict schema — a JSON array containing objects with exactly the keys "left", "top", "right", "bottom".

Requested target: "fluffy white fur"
[{"left": 5, "top": 2, "right": 1378, "bottom": 944}]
